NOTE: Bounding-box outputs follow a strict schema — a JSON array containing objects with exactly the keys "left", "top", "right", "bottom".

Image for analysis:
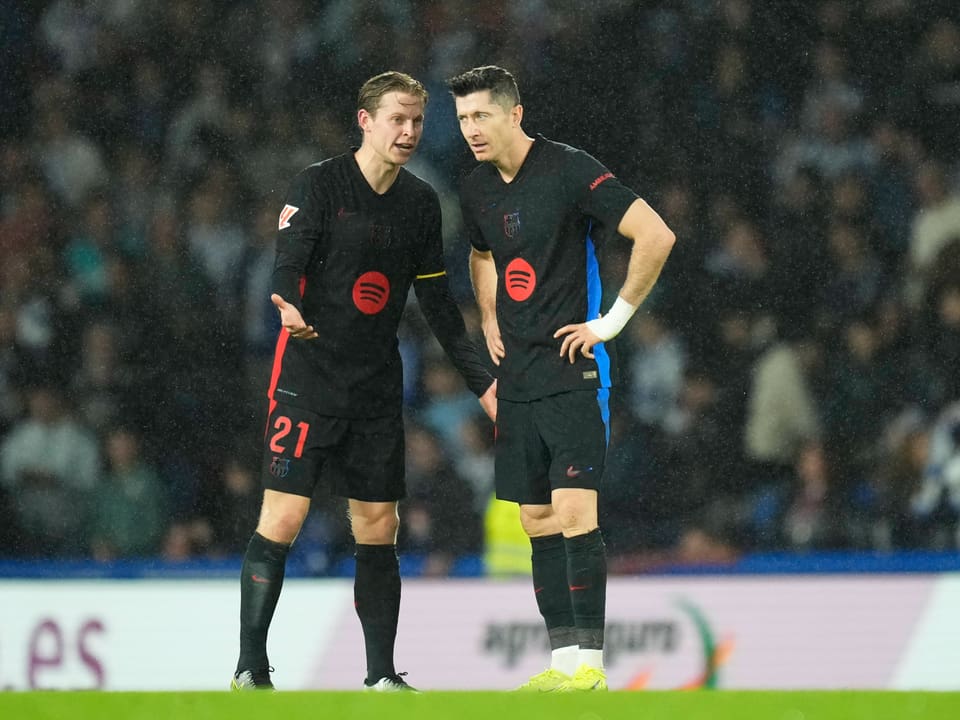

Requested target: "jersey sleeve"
[
  {"left": 272, "top": 166, "right": 325, "bottom": 312},
  {"left": 414, "top": 189, "right": 446, "bottom": 278},
  {"left": 413, "top": 185, "right": 494, "bottom": 397},
  {"left": 568, "top": 149, "right": 639, "bottom": 232},
  {"left": 458, "top": 178, "right": 489, "bottom": 252}
]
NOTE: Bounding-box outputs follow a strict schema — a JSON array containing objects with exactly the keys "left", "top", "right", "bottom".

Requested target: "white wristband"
[{"left": 585, "top": 296, "right": 638, "bottom": 341}]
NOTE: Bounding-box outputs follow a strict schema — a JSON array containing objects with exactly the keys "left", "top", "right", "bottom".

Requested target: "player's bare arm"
[
  {"left": 612, "top": 198, "right": 676, "bottom": 306},
  {"left": 469, "top": 247, "right": 505, "bottom": 365},
  {"left": 554, "top": 198, "right": 675, "bottom": 363},
  {"left": 270, "top": 293, "right": 318, "bottom": 340}
]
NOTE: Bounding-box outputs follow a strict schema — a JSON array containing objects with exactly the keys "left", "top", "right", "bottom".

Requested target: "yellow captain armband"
[{"left": 415, "top": 270, "right": 447, "bottom": 280}]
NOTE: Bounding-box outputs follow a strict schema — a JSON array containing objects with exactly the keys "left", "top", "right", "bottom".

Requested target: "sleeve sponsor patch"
[
  {"left": 278, "top": 204, "right": 300, "bottom": 230},
  {"left": 589, "top": 172, "right": 614, "bottom": 191}
]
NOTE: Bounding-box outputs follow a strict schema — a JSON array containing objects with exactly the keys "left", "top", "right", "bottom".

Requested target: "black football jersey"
[
  {"left": 268, "top": 152, "right": 446, "bottom": 418},
  {"left": 459, "top": 135, "right": 639, "bottom": 401}
]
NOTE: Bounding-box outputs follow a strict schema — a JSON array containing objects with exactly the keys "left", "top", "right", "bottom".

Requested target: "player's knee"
[
  {"left": 552, "top": 505, "right": 597, "bottom": 536},
  {"left": 556, "top": 512, "right": 595, "bottom": 537},
  {"left": 352, "top": 519, "right": 398, "bottom": 544},
  {"left": 519, "top": 504, "right": 558, "bottom": 537},
  {"left": 257, "top": 498, "right": 309, "bottom": 543},
  {"left": 257, "top": 519, "right": 301, "bottom": 544},
  {"left": 519, "top": 515, "right": 548, "bottom": 538},
  {"left": 350, "top": 505, "right": 400, "bottom": 544},
  {"left": 551, "top": 490, "right": 598, "bottom": 535}
]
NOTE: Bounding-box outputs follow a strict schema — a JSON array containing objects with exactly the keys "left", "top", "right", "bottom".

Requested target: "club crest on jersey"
[
  {"left": 269, "top": 456, "right": 290, "bottom": 478},
  {"left": 503, "top": 211, "right": 521, "bottom": 238},
  {"left": 278, "top": 204, "right": 299, "bottom": 230},
  {"left": 369, "top": 224, "right": 394, "bottom": 248},
  {"left": 352, "top": 271, "right": 390, "bottom": 314}
]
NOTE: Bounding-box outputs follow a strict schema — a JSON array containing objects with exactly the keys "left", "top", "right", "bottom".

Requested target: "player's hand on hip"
[
  {"left": 482, "top": 316, "right": 505, "bottom": 366},
  {"left": 554, "top": 323, "right": 601, "bottom": 363},
  {"left": 271, "top": 293, "right": 318, "bottom": 339},
  {"left": 479, "top": 379, "right": 497, "bottom": 422}
]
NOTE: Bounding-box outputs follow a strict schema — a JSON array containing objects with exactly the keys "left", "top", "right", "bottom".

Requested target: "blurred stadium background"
[{"left": 2, "top": 0, "right": 960, "bottom": 692}]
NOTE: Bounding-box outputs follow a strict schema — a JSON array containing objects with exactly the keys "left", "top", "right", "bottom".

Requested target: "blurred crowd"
[{"left": 2, "top": 1, "right": 960, "bottom": 573}]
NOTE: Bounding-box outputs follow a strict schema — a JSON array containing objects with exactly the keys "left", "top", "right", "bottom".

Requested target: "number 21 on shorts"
[{"left": 269, "top": 416, "right": 309, "bottom": 458}]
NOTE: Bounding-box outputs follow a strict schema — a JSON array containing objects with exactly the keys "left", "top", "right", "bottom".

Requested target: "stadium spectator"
[
  {"left": 88, "top": 426, "right": 168, "bottom": 560},
  {"left": 417, "top": 355, "right": 481, "bottom": 455},
  {"left": 743, "top": 327, "right": 823, "bottom": 548},
  {"left": 207, "top": 458, "right": 262, "bottom": 557},
  {"left": 31, "top": 83, "right": 109, "bottom": 209},
  {"left": 911, "top": 401, "right": 960, "bottom": 549},
  {"left": 906, "top": 160, "right": 960, "bottom": 307},
  {"left": 62, "top": 193, "right": 117, "bottom": 307},
  {"left": 453, "top": 411, "right": 496, "bottom": 516},
  {"left": 69, "top": 321, "right": 131, "bottom": 434},
  {"left": 779, "top": 441, "right": 850, "bottom": 551},
  {"left": 623, "top": 309, "right": 686, "bottom": 433},
  {"left": 401, "top": 421, "right": 481, "bottom": 574},
  {"left": 0, "top": 384, "right": 100, "bottom": 556},
  {"left": 868, "top": 410, "right": 930, "bottom": 550}
]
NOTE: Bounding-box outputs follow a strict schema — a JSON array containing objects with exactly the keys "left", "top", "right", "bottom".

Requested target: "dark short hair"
[
  {"left": 357, "top": 71, "right": 428, "bottom": 115},
  {"left": 447, "top": 65, "right": 520, "bottom": 109}
]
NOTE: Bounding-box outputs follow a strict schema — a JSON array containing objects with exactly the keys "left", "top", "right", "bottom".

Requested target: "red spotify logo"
[
  {"left": 504, "top": 258, "right": 536, "bottom": 302},
  {"left": 352, "top": 271, "right": 390, "bottom": 314}
]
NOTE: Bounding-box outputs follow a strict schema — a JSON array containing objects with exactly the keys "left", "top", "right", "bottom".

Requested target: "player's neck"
[
  {"left": 494, "top": 133, "right": 535, "bottom": 184},
  {"left": 353, "top": 146, "right": 402, "bottom": 195}
]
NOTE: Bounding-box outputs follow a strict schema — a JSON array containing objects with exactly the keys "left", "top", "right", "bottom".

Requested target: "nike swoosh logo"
[
  {"left": 251, "top": 574, "right": 270, "bottom": 584},
  {"left": 569, "top": 584, "right": 589, "bottom": 591},
  {"left": 566, "top": 465, "right": 581, "bottom": 478}
]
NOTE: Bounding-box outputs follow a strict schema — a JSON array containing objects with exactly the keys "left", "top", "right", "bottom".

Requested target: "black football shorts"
[
  {"left": 495, "top": 389, "right": 610, "bottom": 505},
  {"left": 261, "top": 400, "right": 405, "bottom": 502}
]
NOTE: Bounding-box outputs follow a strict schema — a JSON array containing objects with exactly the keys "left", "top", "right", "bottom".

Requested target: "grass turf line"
[{"left": 4, "top": 690, "right": 960, "bottom": 720}]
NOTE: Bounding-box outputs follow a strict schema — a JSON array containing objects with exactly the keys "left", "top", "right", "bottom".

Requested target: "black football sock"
[
  {"left": 237, "top": 532, "right": 291, "bottom": 673},
  {"left": 355, "top": 543, "right": 401, "bottom": 683},
  {"left": 565, "top": 528, "right": 607, "bottom": 650},
  {"left": 530, "top": 533, "right": 577, "bottom": 650}
]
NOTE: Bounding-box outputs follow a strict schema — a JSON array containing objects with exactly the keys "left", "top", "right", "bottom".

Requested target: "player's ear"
[
  {"left": 512, "top": 104, "right": 523, "bottom": 127},
  {"left": 357, "top": 108, "right": 371, "bottom": 133}
]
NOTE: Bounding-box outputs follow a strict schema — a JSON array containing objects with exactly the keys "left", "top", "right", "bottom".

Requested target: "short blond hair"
[{"left": 357, "top": 71, "right": 428, "bottom": 116}]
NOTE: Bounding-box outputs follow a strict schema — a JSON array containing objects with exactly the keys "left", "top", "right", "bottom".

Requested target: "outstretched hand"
[
  {"left": 271, "top": 293, "right": 318, "bottom": 339},
  {"left": 553, "top": 322, "right": 602, "bottom": 363}
]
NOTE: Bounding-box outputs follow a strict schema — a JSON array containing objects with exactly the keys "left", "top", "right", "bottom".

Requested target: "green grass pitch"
[{"left": 4, "top": 691, "right": 960, "bottom": 720}]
